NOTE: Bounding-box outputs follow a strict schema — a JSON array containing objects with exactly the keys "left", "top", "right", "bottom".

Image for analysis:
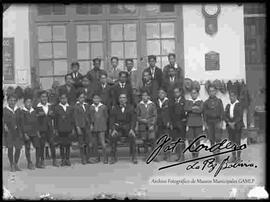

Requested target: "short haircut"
[
  {"left": 229, "top": 90, "right": 237, "bottom": 96},
  {"left": 76, "top": 89, "right": 85, "bottom": 98},
  {"left": 140, "top": 87, "right": 150, "bottom": 95},
  {"left": 168, "top": 66, "right": 175, "bottom": 71},
  {"left": 92, "top": 91, "right": 101, "bottom": 98},
  {"left": 119, "top": 71, "right": 128, "bottom": 77},
  {"left": 58, "top": 88, "right": 68, "bottom": 97},
  {"left": 71, "top": 61, "right": 80, "bottom": 68},
  {"left": 125, "top": 58, "right": 133, "bottom": 64},
  {"left": 100, "top": 72, "right": 108, "bottom": 78},
  {"left": 111, "top": 56, "right": 119, "bottom": 62},
  {"left": 158, "top": 88, "right": 167, "bottom": 93},
  {"left": 143, "top": 70, "right": 150, "bottom": 76},
  {"left": 208, "top": 84, "right": 217, "bottom": 90},
  {"left": 168, "top": 53, "right": 176, "bottom": 59},
  {"left": 93, "top": 58, "right": 101, "bottom": 63},
  {"left": 7, "top": 93, "right": 17, "bottom": 101},
  {"left": 191, "top": 88, "right": 199, "bottom": 93},
  {"left": 148, "top": 55, "right": 156, "bottom": 61},
  {"left": 38, "top": 90, "right": 49, "bottom": 97},
  {"left": 119, "top": 93, "right": 127, "bottom": 98},
  {"left": 173, "top": 86, "right": 183, "bottom": 92}
]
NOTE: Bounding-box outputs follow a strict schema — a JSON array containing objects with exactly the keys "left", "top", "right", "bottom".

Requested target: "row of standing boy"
[{"left": 3, "top": 55, "right": 244, "bottom": 172}]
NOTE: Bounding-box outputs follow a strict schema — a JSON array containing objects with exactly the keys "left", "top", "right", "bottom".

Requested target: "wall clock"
[{"left": 202, "top": 4, "right": 221, "bottom": 35}]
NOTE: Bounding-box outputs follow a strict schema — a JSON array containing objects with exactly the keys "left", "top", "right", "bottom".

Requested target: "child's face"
[
  {"left": 191, "top": 90, "right": 198, "bottom": 100},
  {"left": 60, "top": 95, "right": 68, "bottom": 105},
  {"left": 209, "top": 87, "right": 217, "bottom": 97},
  {"left": 40, "top": 93, "right": 48, "bottom": 104},
  {"left": 174, "top": 88, "right": 181, "bottom": 98},
  {"left": 143, "top": 72, "right": 151, "bottom": 82},
  {"left": 229, "top": 93, "right": 237, "bottom": 103},
  {"left": 8, "top": 97, "right": 17, "bottom": 108},
  {"left": 119, "top": 94, "right": 127, "bottom": 105},
  {"left": 93, "top": 95, "right": 101, "bottom": 104},
  {"left": 149, "top": 58, "right": 156, "bottom": 67},
  {"left": 168, "top": 68, "right": 176, "bottom": 77},
  {"left": 119, "top": 74, "right": 127, "bottom": 83},
  {"left": 142, "top": 93, "right": 149, "bottom": 102},
  {"left": 82, "top": 78, "right": 89, "bottom": 87},
  {"left": 111, "top": 59, "right": 118, "bottom": 68},
  {"left": 71, "top": 65, "right": 79, "bottom": 72},
  {"left": 158, "top": 90, "right": 166, "bottom": 99},
  {"left": 100, "top": 75, "right": 107, "bottom": 84},
  {"left": 78, "top": 94, "right": 85, "bottom": 103},
  {"left": 65, "top": 75, "right": 73, "bottom": 86},
  {"left": 24, "top": 99, "right": 32, "bottom": 109},
  {"left": 93, "top": 60, "right": 101, "bottom": 69}
]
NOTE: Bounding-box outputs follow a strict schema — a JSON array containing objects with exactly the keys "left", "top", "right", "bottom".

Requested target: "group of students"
[{"left": 3, "top": 53, "right": 245, "bottom": 172}]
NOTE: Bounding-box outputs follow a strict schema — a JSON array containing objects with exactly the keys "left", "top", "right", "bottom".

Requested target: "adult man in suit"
[
  {"left": 110, "top": 71, "right": 134, "bottom": 107},
  {"left": 109, "top": 93, "right": 137, "bottom": 164},
  {"left": 143, "top": 55, "right": 163, "bottom": 88},
  {"left": 66, "top": 62, "right": 83, "bottom": 89},
  {"left": 140, "top": 70, "right": 159, "bottom": 102},
  {"left": 162, "top": 66, "right": 183, "bottom": 100},
  {"left": 58, "top": 74, "right": 77, "bottom": 106},
  {"left": 107, "top": 57, "right": 121, "bottom": 86},
  {"left": 86, "top": 58, "right": 107, "bottom": 88},
  {"left": 125, "top": 58, "right": 140, "bottom": 90},
  {"left": 77, "top": 76, "right": 95, "bottom": 105},
  {"left": 163, "top": 53, "right": 184, "bottom": 83}
]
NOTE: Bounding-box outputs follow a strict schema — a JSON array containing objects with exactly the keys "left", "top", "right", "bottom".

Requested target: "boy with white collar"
[
  {"left": 54, "top": 90, "right": 75, "bottom": 166},
  {"left": 36, "top": 90, "right": 59, "bottom": 167},
  {"left": 224, "top": 91, "right": 244, "bottom": 162},
  {"left": 136, "top": 88, "right": 157, "bottom": 161},
  {"left": 20, "top": 94, "right": 42, "bottom": 169},
  {"left": 184, "top": 88, "right": 204, "bottom": 158},
  {"left": 3, "top": 93, "right": 24, "bottom": 172},
  {"left": 89, "top": 92, "right": 109, "bottom": 164}
]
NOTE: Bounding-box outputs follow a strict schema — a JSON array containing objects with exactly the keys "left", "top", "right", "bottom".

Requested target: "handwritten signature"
[{"left": 146, "top": 134, "right": 257, "bottom": 177}]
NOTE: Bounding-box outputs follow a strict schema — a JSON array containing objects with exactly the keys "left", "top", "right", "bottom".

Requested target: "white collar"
[
  {"left": 230, "top": 100, "right": 239, "bottom": 106},
  {"left": 59, "top": 103, "right": 69, "bottom": 111},
  {"left": 76, "top": 101, "right": 87, "bottom": 105},
  {"left": 91, "top": 102, "right": 103, "bottom": 112},
  {"left": 6, "top": 105, "right": 19, "bottom": 113},
  {"left": 175, "top": 96, "right": 182, "bottom": 103},
  {"left": 119, "top": 82, "right": 126, "bottom": 87},
  {"left": 37, "top": 102, "right": 51, "bottom": 107},
  {"left": 189, "top": 98, "right": 202, "bottom": 103},
  {"left": 140, "top": 100, "right": 152, "bottom": 105},
  {"left": 22, "top": 106, "right": 34, "bottom": 113},
  {"left": 158, "top": 97, "right": 168, "bottom": 107}
]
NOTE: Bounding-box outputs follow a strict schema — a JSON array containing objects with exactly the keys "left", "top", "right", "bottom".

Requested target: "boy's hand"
[
  {"left": 4, "top": 124, "right": 9, "bottom": 133},
  {"left": 129, "top": 129, "right": 136, "bottom": 137},
  {"left": 149, "top": 125, "right": 154, "bottom": 131},
  {"left": 24, "top": 133, "right": 30, "bottom": 141},
  {"left": 166, "top": 122, "right": 170, "bottom": 129},
  {"left": 77, "top": 127, "right": 82, "bottom": 135},
  {"left": 111, "top": 129, "right": 118, "bottom": 137}
]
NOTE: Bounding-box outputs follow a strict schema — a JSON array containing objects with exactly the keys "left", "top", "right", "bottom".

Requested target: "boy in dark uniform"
[
  {"left": 97, "top": 72, "right": 112, "bottom": 108},
  {"left": 163, "top": 53, "right": 184, "bottom": 83},
  {"left": 140, "top": 70, "right": 159, "bottom": 102},
  {"left": 58, "top": 74, "right": 77, "bottom": 106},
  {"left": 36, "top": 90, "right": 59, "bottom": 167},
  {"left": 169, "top": 87, "right": 187, "bottom": 162},
  {"left": 109, "top": 93, "right": 137, "bottom": 164},
  {"left": 54, "top": 90, "right": 75, "bottom": 166},
  {"left": 74, "top": 91, "right": 94, "bottom": 164},
  {"left": 66, "top": 61, "right": 83, "bottom": 89},
  {"left": 86, "top": 58, "right": 107, "bottom": 88},
  {"left": 184, "top": 88, "right": 204, "bottom": 158},
  {"left": 155, "top": 88, "right": 171, "bottom": 161},
  {"left": 110, "top": 71, "right": 134, "bottom": 107},
  {"left": 20, "top": 95, "right": 42, "bottom": 169},
  {"left": 77, "top": 76, "right": 95, "bottom": 104},
  {"left": 224, "top": 91, "right": 244, "bottom": 162},
  {"left": 203, "top": 85, "right": 224, "bottom": 162},
  {"left": 143, "top": 55, "right": 163, "bottom": 88},
  {"left": 3, "top": 93, "right": 24, "bottom": 172},
  {"left": 136, "top": 88, "right": 157, "bottom": 161}
]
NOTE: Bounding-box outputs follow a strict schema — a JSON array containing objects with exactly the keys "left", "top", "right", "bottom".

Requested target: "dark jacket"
[
  {"left": 66, "top": 72, "right": 83, "bottom": 89},
  {"left": 77, "top": 86, "right": 95, "bottom": 105},
  {"left": 96, "top": 82, "right": 112, "bottom": 108},
  {"left": 20, "top": 108, "right": 39, "bottom": 136},
  {"left": 54, "top": 104, "right": 75, "bottom": 133},
  {"left": 163, "top": 63, "right": 184, "bottom": 82},
  {"left": 169, "top": 96, "right": 187, "bottom": 127},
  {"left": 155, "top": 98, "right": 171, "bottom": 127},
  {"left": 86, "top": 68, "right": 107, "bottom": 87},
  {"left": 110, "top": 104, "right": 136, "bottom": 131},
  {"left": 35, "top": 103, "right": 55, "bottom": 133},
  {"left": 58, "top": 84, "right": 77, "bottom": 106},
  {"left": 184, "top": 99, "right": 204, "bottom": 127},
  {"left": 203, "top": 96, "right": 224, "bottom": 122},
  {"left": 224, "top": 101, "right": 244, "bottom": 130},
  {"left": 162, "top": 77, "right": 183, "bottom": 100},
  {"left": 143, "top": 66, "right": 163, "bottom": 88},
  {"left": 140, "top": 80, "right": 159, "bottom": 102},
  {"left": 110, "top": 82, "right": 134, "bottom": 107},
  {"left": 3, "top": 107, "right": 22, "bottom": 140},
  {"left": 136, "top": 100, "right": 157, "bottom": 127},
  {"left": 73, "top": 102, "right": 91, "bottom": 129}
]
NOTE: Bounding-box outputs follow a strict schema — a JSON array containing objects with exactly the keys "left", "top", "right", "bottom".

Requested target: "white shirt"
[
  {"left": 73, "top": 72, "right": 78, "bottom": 78},
  {"left": 37, "top": 102, "right": 51, "bottom": 115},
  {"left": 189, "top": 98, "right": 202, "bottom": 104},
  {"left": 175, "top": 97, "right": 182, "bottom": 103},
  {"left": 158, "top": 97, "right": 168, "bottom": 108},
  {"left": 76, "top": 101, "right": 87, "bottom": 112},
  {"left": 119, "top": 82, "right": 126, "bottom": 88},
  {"left": 22, "top": 106, "right": 34, "bottom": 113},
  {"left": 229, "top": 100, "right": 239, "bottom": 118},
  {"left": 120, "top": 105, "right": 126, "bottom": 113},
  {"left": 91, "top": 102, "right": 103, "bottom": 112},
  {"left": 140, "top": 100, "right": 152, "bottom": 109},
  {"left": 6, "top": 105, "right": 19, "bottom": 114},
  {"left": 102, "top": 83, "right": 107, "bottom": 89},
  {"left": 59, "top": 103, "right": 69, "bottom": 112},
  {"left": 170, "top": 76, "right": 175, "bottom": 83},
  {"left": 150, "top": 67, "right": 156, "bottom": 78}
]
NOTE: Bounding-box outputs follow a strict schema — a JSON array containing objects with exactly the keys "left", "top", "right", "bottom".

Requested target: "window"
[
  {"left": 109, "top": 23, "right": 138, "bottom": 70},
  {"left": 76, "top": 4, "right": 103, "bottom": 15},
  {"left": 37, "top": 4, "right": 66, "bottom": 15},
  {"left": 110, "top": 4, "right": 137, "bottom": 14},
  {"left": 145, "top": 4, "right": 175, "bottom": 14},
  {"left": 76, "top": 24, "right": 104, "bottom": 74},
  {"left": 244, "top": 3, "right": 266, "bottom": 14},
  {"left": 37, "top": 25, "right": 67, "bottom": 89},
  {"left": 146, "top": 22, "right": 175, "bottom": 69}
]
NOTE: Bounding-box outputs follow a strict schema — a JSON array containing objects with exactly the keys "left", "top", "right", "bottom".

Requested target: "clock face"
[{"left": 204, "top": 4, "right": 219, "bottom": 15}]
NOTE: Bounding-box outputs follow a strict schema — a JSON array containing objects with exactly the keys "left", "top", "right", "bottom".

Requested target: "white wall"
[
  {"left": 182, "top": 4, "right": 247, "bottom": 127},
  {"left": 3, "top": 4, "right": 31, "bottom": 89}
]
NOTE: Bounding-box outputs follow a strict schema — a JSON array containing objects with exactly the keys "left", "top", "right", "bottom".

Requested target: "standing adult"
[
  {"left": 58, "top": 75, "right": 77, "bottom": 106},
  {"left": 86, "top": 58, "right": 107, "bottom": 88},
  {"left": 163, "top": 53, "right": 184, "bottom": 83},
  {"left": 107, "top": 57, "right": 121, "bottom": 86},
  {"left": 143, "top": 55, "right": 163, "bottom": 88},
  {"left": 66, "top": 62, "right": 83, "bottom": 89}
]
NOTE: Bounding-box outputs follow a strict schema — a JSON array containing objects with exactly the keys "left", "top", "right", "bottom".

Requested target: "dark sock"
[
  {"left": 8, "top": 147, "right": 14, "bottom": 166},
  {"left": 14, "top": 149, "right": 21, "bottom": 164}
]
